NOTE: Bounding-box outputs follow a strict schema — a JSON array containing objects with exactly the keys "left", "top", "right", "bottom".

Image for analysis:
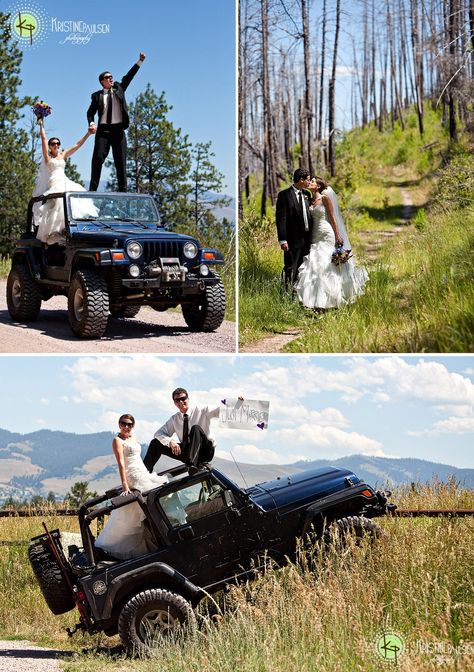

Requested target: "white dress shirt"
[
  {"left": 154, "top": 405, "right": 220, "bottom": 446},
  {"left": 99, "top": 89, "right": 122, "bottom": 125}
]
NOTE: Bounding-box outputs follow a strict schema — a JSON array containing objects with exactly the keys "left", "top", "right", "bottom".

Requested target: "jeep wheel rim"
[
  {"left": 139, "top": 608, "right": 178, "bottom": 640},
  {"left": 73, "top": 288, "right": 84, "bottom": 321},
  {"left": 11, "top": 278, "right": 22, "bottom": 308}
]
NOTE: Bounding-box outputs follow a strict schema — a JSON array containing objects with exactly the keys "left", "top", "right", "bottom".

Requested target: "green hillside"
[{"left": 239, "top": 108, "right": 474, "bottom": 352}]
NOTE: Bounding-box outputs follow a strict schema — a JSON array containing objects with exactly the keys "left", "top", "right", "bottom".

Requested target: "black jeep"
[
  {"left": 7, "top": 192, "right": 226, "bottom": 338},
  {"left": 28, "top": 463, "right": 395, "bottom": 653}
]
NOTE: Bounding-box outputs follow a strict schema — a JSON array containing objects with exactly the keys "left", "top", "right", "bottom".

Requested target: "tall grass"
[
  {"left": 0, "top": 255, "right": 11, "bottom": 279},
  {"left": 1, "top": 483, "right": 473, "bottom": 671}
]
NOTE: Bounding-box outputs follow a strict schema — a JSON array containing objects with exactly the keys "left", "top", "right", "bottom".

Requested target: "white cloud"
[
  {"left": 40, "top": 398, "right": 50, "bottom": 406},
  {"left": 408, "top": 416, "right": 474, "bottom": 437},
  {"left": 216, "top": 444, "right": 307, "bottom": 465}
]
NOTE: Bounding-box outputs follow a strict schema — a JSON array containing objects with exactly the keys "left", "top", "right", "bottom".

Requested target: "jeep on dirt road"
[
  {"left": 28, "top": 462, "right": 395, "bottom": 653},
  {"left": 7, "top": 192, "right": 226, "bottom": 339}
]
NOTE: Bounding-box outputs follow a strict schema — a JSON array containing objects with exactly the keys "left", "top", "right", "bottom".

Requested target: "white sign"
[{"left": 219, "top": 398, "right": 270, "bottom": 430}]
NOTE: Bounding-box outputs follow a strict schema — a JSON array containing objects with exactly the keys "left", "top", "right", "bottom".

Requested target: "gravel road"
[
  {"left": 0, "top": 640, "right": 71, "bottom": 672},
  {"left": 0, "top": 281, "right": 236, "bottom": 353}
]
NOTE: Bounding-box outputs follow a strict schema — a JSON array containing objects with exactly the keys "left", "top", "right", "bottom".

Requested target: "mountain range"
[{"left": 0, "top": 428, "right": 472, "bottom": 504}]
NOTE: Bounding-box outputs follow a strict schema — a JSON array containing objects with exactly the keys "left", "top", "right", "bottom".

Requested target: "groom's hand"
[
  {"left": 139, "top": 52, "right": 146, "bottom": 62},
  {"left": 89, "top": 123, "right": 97, "bottom": 134},
  {"left": 169, "top": 440, "right": 181, "bottom": 456},
  {"left": 280, "top": 242, "right": 289, "bottom": 251}
]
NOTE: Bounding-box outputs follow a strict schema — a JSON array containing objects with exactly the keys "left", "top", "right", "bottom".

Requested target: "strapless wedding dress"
[
  {"left": 95, "top": 437, "right": 168, "bottom": 560},
  {"left": 34, "top": 158, "right": 87, "bottom": 244},
  {"left": 295, "top": 204, "right": 368, "bottom": 308}
]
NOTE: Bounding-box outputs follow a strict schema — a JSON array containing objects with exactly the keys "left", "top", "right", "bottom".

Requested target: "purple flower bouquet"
[
  {"left": 32, "top": 100, "right": 52, "bottom": 124},
  {"left": 331, "top": 244, "right": 353, "bottom": 266}
]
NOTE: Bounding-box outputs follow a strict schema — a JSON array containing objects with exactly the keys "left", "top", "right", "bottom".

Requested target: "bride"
[
  {"left": 34, "top": 121, "right": 93, "bottom": 245},
  {"left": 295, "top": 178, "right": 368, "bottom": 309},
  {"left": 95, "top": 414, "right": 168, "bottom": 560}
]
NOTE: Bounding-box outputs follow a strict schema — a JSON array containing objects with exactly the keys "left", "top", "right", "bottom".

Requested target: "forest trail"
[{"left": 239, "top": 188, "right": 415, "bottom": 354}]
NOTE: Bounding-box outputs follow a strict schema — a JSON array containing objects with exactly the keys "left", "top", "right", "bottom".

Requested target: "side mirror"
[{"left": 224, "top": 490, "right": 241, "bottom": 516}]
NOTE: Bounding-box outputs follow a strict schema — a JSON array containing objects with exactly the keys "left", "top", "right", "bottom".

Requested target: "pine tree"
[
  {"left": 189, "top": 141, "right": 231, "bottom": 231},
  {"left": 0, "top": 12, "right": 37, "bottom": 255}
]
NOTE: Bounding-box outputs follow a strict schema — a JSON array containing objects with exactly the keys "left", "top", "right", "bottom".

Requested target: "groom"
[
  {"left": 275, "top": 168, "right": 312, "bottom": 290},
  {"left": 87, "top": 52, "right": 146, "bottom": 192}
]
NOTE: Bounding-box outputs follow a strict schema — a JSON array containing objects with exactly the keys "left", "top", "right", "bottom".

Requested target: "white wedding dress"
[
  {"left": 33, "top": 158, "right": 97, "bottom": 245},
  {"left": 295, "top": 189, "right": 368, "bottom": 309},
  {"left": 95, "top": 436, "right": 168, "bottom": 560}
]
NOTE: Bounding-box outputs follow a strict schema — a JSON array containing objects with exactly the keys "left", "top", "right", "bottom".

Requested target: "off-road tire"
[
  {"left": 6, "top": 264, "right": 42, "bottom": 321},
  {"left": 182, "top": 278, "right": 225, "bottom": 332},
  {"left": 118, "top": 588, "right": 195, "bottom": 654},
  {"left": 28, "top": 540, "right": 75, "bottom": 615},
  {"left": 323, "top": 515, "right": 382, "bottom": 548},
  {"left": 68, "top": 269, "right": 109, "bottom": 338},
  {"left": 110, "top": 305, "right": 141, "bottom": 319}
]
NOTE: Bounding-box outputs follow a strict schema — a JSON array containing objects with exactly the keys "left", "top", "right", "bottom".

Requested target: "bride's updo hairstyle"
[
  {"left": 118, "top": 413, "right": 135, "bottom": 427},
  {"left": 314, "top": 176, "right": 328, "bottom": 192}
]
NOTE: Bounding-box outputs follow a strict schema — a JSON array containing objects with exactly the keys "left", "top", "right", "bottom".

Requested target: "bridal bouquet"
[
  {"left": 32, "top": 100, "right": 52, "bottom": 124},
  {"left": 332, "top": 244, "right": 352, "bottom": 265}
]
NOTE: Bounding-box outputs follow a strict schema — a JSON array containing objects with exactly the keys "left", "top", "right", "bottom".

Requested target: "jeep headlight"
[
  {"left": 129, "top": 264, "right": 140, "bottom": 278},
  {"left": 126, "top": 241, "right": 143, "bottom": 259},
  {"left": 183, "top": 241, "right": 198, "bottom": 259},
  {"left": 200, "top": 264, "right": 210, "bottom": 276}
]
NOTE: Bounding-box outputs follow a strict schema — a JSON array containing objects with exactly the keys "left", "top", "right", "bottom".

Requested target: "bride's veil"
[{"left": 324, "top": 185, "right": 352, "bottom": 249}]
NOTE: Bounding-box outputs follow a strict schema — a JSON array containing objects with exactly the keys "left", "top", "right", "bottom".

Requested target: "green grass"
[
  {"left": 0, "top": 255, "right": 11, "bottom": 279},
  {"left": 1, "top": 482, "right": 473, "bottom": 671}
]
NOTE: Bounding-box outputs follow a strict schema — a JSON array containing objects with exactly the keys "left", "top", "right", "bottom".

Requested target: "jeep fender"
[
  {"left": 100, "top": 562, "right": 203, "bottom": 620},
  {"left": 12, "top": 247, "right": 40, "bottom": 278},
  {"left": 69, "top": 251, "right": 103, "bottom": 280},
  {"left": 300, "top": 485, "right": 378, "bottom": 539}
]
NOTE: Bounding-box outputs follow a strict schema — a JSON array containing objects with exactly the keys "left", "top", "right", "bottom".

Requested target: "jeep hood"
[{"left": 245, "top": 466, "right": 360, "bottom": 512}]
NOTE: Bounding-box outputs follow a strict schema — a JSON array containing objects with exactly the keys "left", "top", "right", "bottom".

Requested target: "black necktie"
[
  {"left": 182, "top": 413, "right": 189, "bottom": 446},
  {"left": 106, "top": 90, "right": 112, "bottom": 124}
]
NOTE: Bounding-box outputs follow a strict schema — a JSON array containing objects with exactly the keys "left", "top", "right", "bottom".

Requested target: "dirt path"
[
  {"left": 0, "top": 640, "right": 71, "bottom": 672},
  {"left": 0, "top": 281, "right": 236, "bottom": 353},
  {"left": 239, "top": 189, "right": 414, "bottom": 353}
]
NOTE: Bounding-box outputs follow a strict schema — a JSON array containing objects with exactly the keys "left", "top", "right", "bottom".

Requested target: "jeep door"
[{"left": 153, "top": 474, "right": 255, "bottom": 586}]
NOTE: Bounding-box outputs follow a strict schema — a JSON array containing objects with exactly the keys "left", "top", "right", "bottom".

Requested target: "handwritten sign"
[{"left": 219, "top": 398, "right": 270, "bottom": 430}]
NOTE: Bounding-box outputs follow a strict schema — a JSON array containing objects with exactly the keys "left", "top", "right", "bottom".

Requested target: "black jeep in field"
[
  {"left": 7, "top": 192, "right": 226, "bottom": 338},
  {"left": 28, "top": 463, "right": 395, "bottom": 653}
]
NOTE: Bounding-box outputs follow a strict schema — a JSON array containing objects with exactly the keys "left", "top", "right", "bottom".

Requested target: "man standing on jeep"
[{"left": 143, "top": 388, "right": 219, "bottom": 472}]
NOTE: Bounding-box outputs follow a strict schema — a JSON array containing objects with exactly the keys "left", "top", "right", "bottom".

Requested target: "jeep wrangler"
[
  {"left": 7, "top": 191, "right": 226, "bottom": 338},
  {"left": 28, "top": 463, "right": 395, "bottom": 653}
]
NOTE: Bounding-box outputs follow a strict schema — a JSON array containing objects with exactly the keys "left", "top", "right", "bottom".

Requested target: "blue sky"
[
  {"left": 0, "top": 355, "right": 473, "bottom": 469},
  {"left": 4, "top": 0, "right": 236, "bottom": 196}
]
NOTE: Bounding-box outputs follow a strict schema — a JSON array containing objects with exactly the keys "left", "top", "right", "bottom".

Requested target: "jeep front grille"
[{"left": 142, "top": 240, "right": 182, "bottom": 264}]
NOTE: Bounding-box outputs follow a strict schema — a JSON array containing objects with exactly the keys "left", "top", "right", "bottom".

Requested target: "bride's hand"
[{"left": 121, "top": 484, "right": 131, "bottom": 495}]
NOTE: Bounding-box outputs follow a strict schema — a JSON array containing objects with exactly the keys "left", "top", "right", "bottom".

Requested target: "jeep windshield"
[{"left": 68, "top": 193, "right": 161, "bottom": 229}]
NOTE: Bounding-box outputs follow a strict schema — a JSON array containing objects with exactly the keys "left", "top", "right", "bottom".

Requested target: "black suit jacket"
[
  {"left": 87, "top": 62, "right": 140, "bottom": 130},
  {"left": 275, "top": 186, "right": 311, "bottom": 244}
]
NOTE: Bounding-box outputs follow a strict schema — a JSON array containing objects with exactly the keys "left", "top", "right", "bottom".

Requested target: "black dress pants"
[
  {"left": 283, "top": 235, "right": 309, "bottom": 289},
  {"left": 143, "top": 425, "right": 214, "bottom": 472},
  {"left": 89, "top": 123, "right": 127, "bottom": 192}
]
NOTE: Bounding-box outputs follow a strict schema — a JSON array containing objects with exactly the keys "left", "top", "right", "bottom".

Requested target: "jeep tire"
[
  {"left": 118, "top": 588, "right": 195, "bottom": 653},
  {"left": 28, "top": 540, "right": 75, "bottom": 615},
  {"left": 68, "top": 269, "right": 109, "bottom": 338},
  {"left": 323, "top": 515, "right": 382, "bottom": 548},
  {"left": 182, "top": 278, "right": 225, "bottom": 332},
  {"left": 6, "top": 265, "right": 42, "bottom": 321}
]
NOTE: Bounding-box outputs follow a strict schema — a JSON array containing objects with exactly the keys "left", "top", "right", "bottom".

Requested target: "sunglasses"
[
  {"left": 174, "top": 396, "right": 188, "bottom": 403},
  {"left": 102, "top": 75, "right": 113, "bottom": 80},
  {"left": 49, "top": 142, "right": 60, "bottom": 146},
  {"left": 120, "top": 421, "right": 133, "bottom": 427}
]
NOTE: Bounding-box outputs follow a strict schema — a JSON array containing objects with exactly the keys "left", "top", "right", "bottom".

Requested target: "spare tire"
[{"left": 28, "top": 539, "right": 75, "bottom": 615}]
